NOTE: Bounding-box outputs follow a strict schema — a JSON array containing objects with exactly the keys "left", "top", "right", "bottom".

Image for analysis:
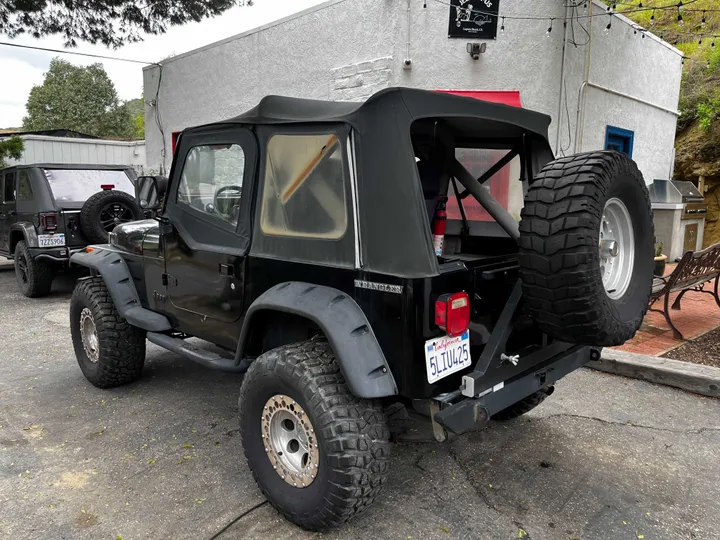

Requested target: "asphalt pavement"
[{"left": 0, "top": 266, "right": 719, "bottom": 540}]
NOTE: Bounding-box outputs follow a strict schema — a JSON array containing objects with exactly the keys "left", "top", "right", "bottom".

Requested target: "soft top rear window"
[{"left": 44, "top": 169, "right": 134, "bottom": 204}]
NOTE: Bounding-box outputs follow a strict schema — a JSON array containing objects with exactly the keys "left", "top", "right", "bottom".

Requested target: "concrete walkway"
[{"left": 0, "top": 270, "right": 719, "bottom": 539}]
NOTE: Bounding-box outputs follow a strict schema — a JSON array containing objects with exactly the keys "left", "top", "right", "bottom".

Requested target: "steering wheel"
[{"left": 214, "top": 185, "right": 242, "bottom": 218}]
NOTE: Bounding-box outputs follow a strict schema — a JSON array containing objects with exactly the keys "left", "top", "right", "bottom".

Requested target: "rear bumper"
[
  {"left": 433, "top": 344, "right": 599, "bottom": 435},
  {"left": 28, "top": 247, "right": 85, "bottom": 264}
]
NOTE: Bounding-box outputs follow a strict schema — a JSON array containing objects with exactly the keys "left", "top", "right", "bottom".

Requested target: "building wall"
[
  {"left": 144, "top": 0, "right": 682, "bottom": 185},
  {"left": 562, "top": 3, "right": 682, "bottom": 184},
  {"left": 5, "top": 135, "right": 147, "bottom": 174}
]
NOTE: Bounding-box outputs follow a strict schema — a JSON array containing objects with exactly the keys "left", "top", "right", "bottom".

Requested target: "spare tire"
[
  {"left": 518, "top": 151, "right": 653, "bottom": 347},
  {"left": 80, "top": 190, "right": 143, "bottom": 244}
]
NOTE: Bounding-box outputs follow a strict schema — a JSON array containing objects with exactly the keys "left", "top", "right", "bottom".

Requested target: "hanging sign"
[{"left": 448, "top": 0, "right": 500, "bottom": 39}]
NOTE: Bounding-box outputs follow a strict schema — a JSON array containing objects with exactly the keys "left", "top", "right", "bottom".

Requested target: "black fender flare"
[
  {"left": 70, "top": 248, "right": 171, "bottom": 332},
  {"left": 9, "top": 222, "right": 38, "bottom": 250},
  {"left": 236, "top": 281, "right": 398, "bottom": 399}
]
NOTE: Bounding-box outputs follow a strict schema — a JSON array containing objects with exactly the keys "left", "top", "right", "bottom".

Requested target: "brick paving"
[{"left": 615, "top": 263, "right": 720, "bottom": 356}]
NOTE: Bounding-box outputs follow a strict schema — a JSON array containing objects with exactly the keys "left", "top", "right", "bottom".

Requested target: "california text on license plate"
[
  {"left": 425, "top": 331, "right": 471, "bottom": 384},
  {"left": 38, "top": 234, "right": 65, "bottom": 248}
]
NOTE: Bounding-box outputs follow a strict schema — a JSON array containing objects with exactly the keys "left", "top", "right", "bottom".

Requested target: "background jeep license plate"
[
  {"left": 425, "top": 331, "right": 471, "bottom": 383},
  {"left": 38, "top": 234, "right": 65, "bottom": 248}
]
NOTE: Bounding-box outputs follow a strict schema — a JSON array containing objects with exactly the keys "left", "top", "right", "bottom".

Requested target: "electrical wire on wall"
[{"left": 151, "top": 62, "right": 167, "bottom": 176}]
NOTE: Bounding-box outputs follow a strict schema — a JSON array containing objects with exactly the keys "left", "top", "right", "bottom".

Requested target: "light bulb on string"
[
  {"left": 650, "top": 10, "right": 655, "bottom": 24},
  {"left": 605, "top": 20, "right": 612, "bottom": 35},
  {"left": 500, "top": 16, "right": 505, "bottom": 34},
  {"left": 677, "top": 11, "right": 684, "bottom": 25},
  {"left": 701, "top": 11, "right": 706, "bottom": 27},
  {"left": 546, "top": 19, "right": 554, "bottom": 38}
]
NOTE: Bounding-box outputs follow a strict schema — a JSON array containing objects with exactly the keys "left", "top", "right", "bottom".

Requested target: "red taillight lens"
[
  {"left": 100, "top": 184, "right": 115, "bottom": 190},
  {"left": 40, "top": 213, "right": 58, "bottom": 232},
  {"left": 435, "top": 292, "right": 471, "bottom": 337}
]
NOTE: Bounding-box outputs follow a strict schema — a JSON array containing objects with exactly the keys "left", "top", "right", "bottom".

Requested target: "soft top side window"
[
  {"left": 18, "top": 170, "right": 32, "bottom": 201},
  {"left": 260, "top": 133, "right": 347, "bottom": 239},
  {"left": 176, "top": 144, "right": 246, "bottom": 226}
]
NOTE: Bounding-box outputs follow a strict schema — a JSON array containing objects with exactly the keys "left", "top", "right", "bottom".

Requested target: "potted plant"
[{"left": 654, "top": 242, "right": 667, "bottom": 277}]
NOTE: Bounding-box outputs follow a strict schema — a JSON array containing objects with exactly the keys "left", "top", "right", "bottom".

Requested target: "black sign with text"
[{"left": 448, "top": 0, "right": 500, "bottom": 39}]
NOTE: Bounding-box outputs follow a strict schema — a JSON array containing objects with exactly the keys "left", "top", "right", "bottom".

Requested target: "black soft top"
[
  {"left": 187, "top": 87, "right": 554, "bottom": 279},
  {"left": 220, "top": 87, "right": 551, "bottom": 141}
]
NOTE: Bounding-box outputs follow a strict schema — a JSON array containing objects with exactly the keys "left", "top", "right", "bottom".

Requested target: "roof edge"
[{"left": 143, "top": 0, "right": 348, "bottom": 71}]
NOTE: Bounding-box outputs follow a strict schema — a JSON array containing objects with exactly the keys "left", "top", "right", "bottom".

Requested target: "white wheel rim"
[
  {"left": 261, "top": 394, "right": 319, "bottom": 488},
  {"left": 79, "top": 308, "right": 100, "bottom": 363},
  {"left": 600, "top": 197, "right": 635, "bottom": 299}
]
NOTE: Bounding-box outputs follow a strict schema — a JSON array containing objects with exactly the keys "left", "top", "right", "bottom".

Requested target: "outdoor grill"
[{"left": 648, "top": 179, "right": 707, "bottom": 260}]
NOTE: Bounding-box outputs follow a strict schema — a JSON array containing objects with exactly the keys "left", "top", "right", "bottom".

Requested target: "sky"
[{"left": 0, "top": 0, "right": 326, "bottom": 129}]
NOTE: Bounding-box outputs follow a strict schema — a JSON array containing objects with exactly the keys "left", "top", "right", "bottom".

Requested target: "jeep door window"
[
  {"left": 43, "top": 169, "right": 134, "bottom": 204},
  {"left": 177, "top": 144, "right": 245, "bottom": 226},
  {"left": 261, "top": 133, "right": 347, "bottom": 239}
]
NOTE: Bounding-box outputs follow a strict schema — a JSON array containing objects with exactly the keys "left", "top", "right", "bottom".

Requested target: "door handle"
[{"left": 219, "top": 263, "right": 234, "bottom": 277}]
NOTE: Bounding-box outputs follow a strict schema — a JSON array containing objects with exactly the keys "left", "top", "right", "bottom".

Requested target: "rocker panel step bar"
[{"left": 147, "top": 332, "right": 251, "bottom": 373}]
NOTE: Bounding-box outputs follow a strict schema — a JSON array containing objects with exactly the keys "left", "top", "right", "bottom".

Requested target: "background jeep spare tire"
[
  {"left": 80, "top": 190, "right": 142, "bottom": 244},
  {"left": 519, "top": 151, "right": 654, "bottom": 347}
]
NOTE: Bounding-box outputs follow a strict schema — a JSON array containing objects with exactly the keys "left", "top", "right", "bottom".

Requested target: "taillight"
[
  {"left": 435, "top": 292, "right": 470, "bottom": 337},
  {"left": 100, "top": 184, "right": 115, "bottom": 190},
  {"left": 40, "top": 213, "right": 58, "bottom": 232}
]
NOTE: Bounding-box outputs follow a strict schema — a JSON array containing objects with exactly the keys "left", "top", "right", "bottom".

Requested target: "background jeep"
[
  {"left": 68, "top": 88, "right": 654, "bottom": 531},
  {"left": 0, "top": 164, "right": 164, "bottom": 297}
]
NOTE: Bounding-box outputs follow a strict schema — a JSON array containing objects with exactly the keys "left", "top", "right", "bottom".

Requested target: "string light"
[
  {"left": 546, "top": 18, "right": 554, "bottom": 37},
  {"left": 701, "top": 11, "right": 706, "bottom": 26},
  {"left": 500, "top": 16, "right": 505, "bottom": 33},
  {"left": 605, "top": 19, "right": 612, "bottom": 35}
]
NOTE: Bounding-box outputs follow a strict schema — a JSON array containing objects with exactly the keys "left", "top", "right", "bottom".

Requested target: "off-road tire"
[
  {"left": 239, "top": 340, "right": 391, "bottom": 531},
  {"left": 80, "top": 190, "right": 142, "bottom": 244},
  {"left": 70, "top": 277, "right": 146, "bottom": 388},
  {"left": 519, "top": 151, "right": 654, "bottom": 346},
  {"left": 14, "top": 241, "right": 53, "bottom": 298},
  {"left": 492, "top": 387, "right": 553, "bottom": 421}
]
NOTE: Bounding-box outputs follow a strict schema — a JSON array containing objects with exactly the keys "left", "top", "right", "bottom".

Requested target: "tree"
[
  {"left": 124, "top": 98, "right": 145, "bottom": 139},
  {"left": 0, "top": 136, "right": 24, "bottom": 168},
  {"left": 0, "top": 0, "right": 251, "bottom": 47},
  {"left": 23, "top": 58, "right": 135, "bottom": 138}
]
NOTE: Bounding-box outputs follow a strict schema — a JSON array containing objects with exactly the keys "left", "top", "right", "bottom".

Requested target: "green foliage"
[
  {"left": 0, "top": 136, "right": 24, "bottom": 169},
  {"left": 655, "top": 242, "right": 664, "bottom": 257},
  {"left": 124, "top": 98, "right": 145, "bottom": 139},
  {"left": 23, "top": 59, "right": 136, "bottom": 139},
  {"left": 697, "top": 94, "right": 720, "bottom": 131},
  {"left": 0, "top": 0, "right": 246, "bottom": 47}
]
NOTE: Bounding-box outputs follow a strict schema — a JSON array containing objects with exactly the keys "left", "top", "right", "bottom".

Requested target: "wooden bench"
[{"left": 649, "top": 242, "right": 720, "bottom": 339}]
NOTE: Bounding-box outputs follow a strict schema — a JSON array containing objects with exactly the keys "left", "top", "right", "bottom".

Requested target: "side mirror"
[{"left": 136, "top": 175, "right": 168, "bottom": 209}]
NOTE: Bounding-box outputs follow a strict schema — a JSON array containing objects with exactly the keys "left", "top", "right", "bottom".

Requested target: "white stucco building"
[{"left": 143, "top": 0, "right": 682, "bottom": 184}]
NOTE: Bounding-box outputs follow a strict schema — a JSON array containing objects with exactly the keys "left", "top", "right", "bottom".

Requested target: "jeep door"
[
  {"left": 161, "top": 127, "right": 256, "bottom": 348},
  {"left": 0, "top": 170, "right": 17, "bottom": 253}
]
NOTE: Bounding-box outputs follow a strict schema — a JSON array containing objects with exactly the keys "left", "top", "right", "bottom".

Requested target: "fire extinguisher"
[{"left": 432, "top": 196, "right": 448, "bottom": 256}]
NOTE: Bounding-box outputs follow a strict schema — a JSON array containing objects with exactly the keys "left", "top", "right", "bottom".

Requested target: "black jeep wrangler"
[
  {"left": 68, "top": 88, "right": 653, "bottom": 531},
  {"left": 0, "top": 164, "right": 160, "bottom": 297}
]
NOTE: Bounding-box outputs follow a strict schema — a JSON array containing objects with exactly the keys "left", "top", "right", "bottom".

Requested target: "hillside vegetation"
[{"left": 622, "top": 0, "right": 720, "bottom": 178}]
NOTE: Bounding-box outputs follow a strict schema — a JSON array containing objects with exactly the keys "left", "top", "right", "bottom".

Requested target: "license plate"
[
  {"left": 38, "top": 234, "right": 65, "bottom": 248},
  {"left": 425, "top": 331, "right": 471, "bottom": 384}
]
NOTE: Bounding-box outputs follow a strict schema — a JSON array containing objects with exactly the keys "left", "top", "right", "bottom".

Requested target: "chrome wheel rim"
[
  {"left": 261, "top": 394, "right": 319, "bottom": 488},
  {"left": 600, "top": 197, "right": 634, "bottom": 299},
  {"left": 79, "top": 308, "right": 99, "bottom": 363}
]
